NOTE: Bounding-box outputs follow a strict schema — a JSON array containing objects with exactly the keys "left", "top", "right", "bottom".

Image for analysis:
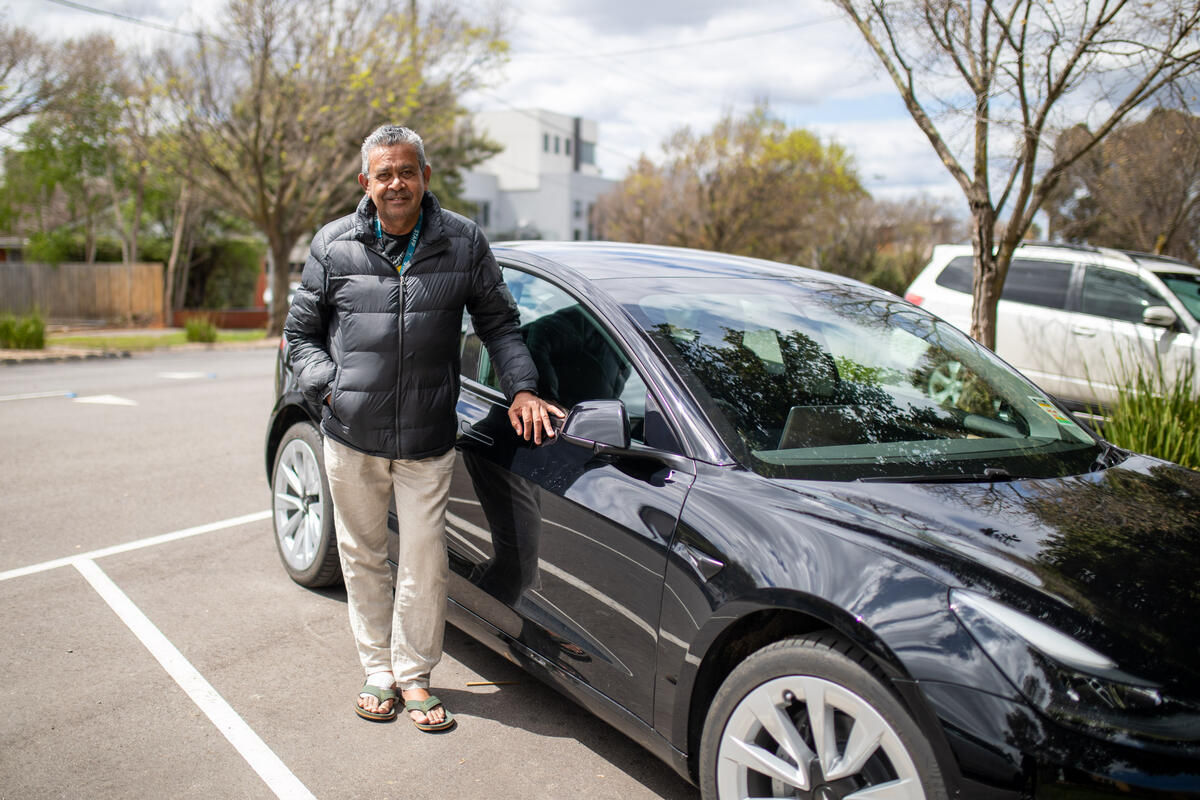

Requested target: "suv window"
[
  {"left": 936, "top": 255, "right": 1073, "bottom": 310},
  {"left": 476, "top": 268, "right": 653, "bottom": 444},
  {"left": 1081, "top": 266, "right": 1168, "bottom": 324}
]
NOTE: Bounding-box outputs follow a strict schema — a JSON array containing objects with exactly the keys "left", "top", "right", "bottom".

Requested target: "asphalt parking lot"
[{"left": 0, "top": 348, "right": 697, "bottom": 800}]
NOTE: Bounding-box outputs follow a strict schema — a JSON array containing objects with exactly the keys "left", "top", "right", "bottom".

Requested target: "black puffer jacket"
[{"left": 284, "top": 191, "right": 537, "bottom": 459}]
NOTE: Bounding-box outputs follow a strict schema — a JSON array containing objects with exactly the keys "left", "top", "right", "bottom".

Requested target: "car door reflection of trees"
[{"left": 448, "top": 268, "right": 692, "bottom": 723}]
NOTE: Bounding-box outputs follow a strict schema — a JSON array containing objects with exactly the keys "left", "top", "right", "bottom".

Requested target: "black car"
[{"left": 265, "top": 241, "right": 1200, "bottom": 800}]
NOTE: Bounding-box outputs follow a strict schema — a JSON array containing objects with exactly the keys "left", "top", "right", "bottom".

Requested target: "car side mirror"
[
  {"left": 560, "top": 400, "right": 630, "bottom": 452},
  {"left": 1143, "top": 305, "right": 1178, "bottom": 329}
]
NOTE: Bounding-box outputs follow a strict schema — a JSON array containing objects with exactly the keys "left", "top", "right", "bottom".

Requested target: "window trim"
[{"left": 462, "top": 260, "right": 692, "bottom": 456}]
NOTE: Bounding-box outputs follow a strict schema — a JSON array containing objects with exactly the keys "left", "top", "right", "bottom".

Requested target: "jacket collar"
[{"left": 354, "top": 191, "right": 444, "bottom": 247}]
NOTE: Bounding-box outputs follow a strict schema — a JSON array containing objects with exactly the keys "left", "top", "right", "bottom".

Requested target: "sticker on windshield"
[{"left": 1030, "top": 397, "right": 1078, "bottom": 427}]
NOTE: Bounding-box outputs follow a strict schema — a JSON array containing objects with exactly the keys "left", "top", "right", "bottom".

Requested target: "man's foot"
[
  {"left": 401, "top": 688, "right": 455, "bottom": 731},
  {"left": 356, "top": 671, "right": 398, "bottom": 722},
  {"left": 355, "top": 683, "right": 398, "bottom": 721}
]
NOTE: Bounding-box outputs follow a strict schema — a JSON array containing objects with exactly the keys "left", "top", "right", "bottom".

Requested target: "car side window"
[
  {"left": 934, "top": 256, "right": 974, "bottom": 293},
  {"left": 935, "top": 255, "right": 1072, "bottom": 311},
  {"left": 1001, "top": 258, "right": 1072, "bottom": 309},
  {"left": 477, "top": 268, "right": 654, "bottom": 446},
  {"left": 1081, "top": 267, "right": 1167, "bottom": 324}
]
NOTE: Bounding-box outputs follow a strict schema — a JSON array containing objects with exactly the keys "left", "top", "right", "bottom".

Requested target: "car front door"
[
  {"left": 446, "top": 265, "right": 693, "bottom": 723},
  {"left": 1066, "top": 264, "right": 1197, "bottom": 406}
]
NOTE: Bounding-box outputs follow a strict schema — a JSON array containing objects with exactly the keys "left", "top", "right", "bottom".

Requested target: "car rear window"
[{"left": 936, "top": 255, "right": 1072, "bottom": 310}]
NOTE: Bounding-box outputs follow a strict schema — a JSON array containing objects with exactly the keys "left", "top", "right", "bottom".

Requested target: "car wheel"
[
  {"left": 926, "top": 360, "right": 964, "bottom": 406},
  {"left": 271, "top": 421, "right": 341, "bottom": 587},
  {"left": 699, "top": 634, "right": 946, "bottom": 800}
]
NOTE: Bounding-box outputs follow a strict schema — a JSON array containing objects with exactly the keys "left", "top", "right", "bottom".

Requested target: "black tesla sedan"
[{"left": 265, "top": 241, "right": 1200, "bottom": 800}]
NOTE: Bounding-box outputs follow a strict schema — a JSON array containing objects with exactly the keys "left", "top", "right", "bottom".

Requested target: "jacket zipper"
[{"left": 396, "top": 272, "right": 405, "bottom": 455}]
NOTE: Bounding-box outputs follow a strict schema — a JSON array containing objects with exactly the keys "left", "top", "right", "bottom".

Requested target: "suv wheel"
[
  {"left": 271, "top": 421, "right": 341, "bottom": 587},
  {"left": 699, "top": 634, "right": 946, "bottom": 800}
]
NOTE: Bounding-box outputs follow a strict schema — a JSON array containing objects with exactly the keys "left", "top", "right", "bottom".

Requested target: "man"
[{"left": 285, "top": 125, "right": 562, "bottom": 730}]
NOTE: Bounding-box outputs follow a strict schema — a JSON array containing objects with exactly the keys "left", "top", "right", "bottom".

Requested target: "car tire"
[
  {"left": 699, "top": 633, "right": 947, "bottom": 800},
  {"left": 271, "top": 421, "right": 341, "bottom": 587}
]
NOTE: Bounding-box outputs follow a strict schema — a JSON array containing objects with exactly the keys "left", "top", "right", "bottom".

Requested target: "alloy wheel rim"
[
  {"left": 272, "top": 438, "right": 325, "bottom": 571},
  {"left": 716, "top": 675, "right": 925, "bottom": 800},
  {"left": 927, "top": 361, "right": 963, "bottom": 406}
]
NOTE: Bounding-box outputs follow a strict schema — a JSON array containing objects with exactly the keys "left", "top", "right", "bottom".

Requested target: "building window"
[
  {"left": 543, "top": 133, "right": 549, "bottom": 152},
  {"left": 476, "top": 201, "right": 491, "bottom": 228},
  {"left": 554, "top": 135, "right": 561, "bottom": 154},
  {"left": 573, "top": 229, "right": 582, "bottom": 241},
  {"left": 573, "top": 200, "right": 583, "bottom": 219},
  {"left": 578, "top": 141, "right": 596, "bottom": 166},
  {"left": 565, "top": 139, "right": 571, "bottom": 156}
]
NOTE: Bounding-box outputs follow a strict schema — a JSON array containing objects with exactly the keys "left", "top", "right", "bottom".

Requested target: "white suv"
[{"left": 905, "top": 242, "right": 1200, "bottom": 410}]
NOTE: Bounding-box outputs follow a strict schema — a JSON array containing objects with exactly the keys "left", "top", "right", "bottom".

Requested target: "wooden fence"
[{"left": 0, "top": 262, "right": 164, "bottom": 324}]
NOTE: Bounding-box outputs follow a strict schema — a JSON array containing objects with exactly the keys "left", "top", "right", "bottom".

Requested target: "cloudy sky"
[{"left": 3, "top": 0, "right": 962, "bottom": 204}]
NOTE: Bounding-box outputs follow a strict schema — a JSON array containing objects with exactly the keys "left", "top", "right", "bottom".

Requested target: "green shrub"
[
  {"left": 0, "top": 310, "right": 45, "bottom": 349},
  {"left": 1101, "top": 356, "right": 1200, "bottom": 470},
  {"left": 184, "top": 315, "right": 218, "bottom": 343}
]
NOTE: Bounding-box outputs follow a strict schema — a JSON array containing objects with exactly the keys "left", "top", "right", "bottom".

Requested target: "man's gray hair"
[{"left": 360, "top": 125, "right": 427, "bottom": 175}]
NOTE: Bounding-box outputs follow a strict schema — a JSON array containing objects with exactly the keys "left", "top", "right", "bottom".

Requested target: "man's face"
[{"left": 358, "top": 143, "right": 431, "bottom": 234}]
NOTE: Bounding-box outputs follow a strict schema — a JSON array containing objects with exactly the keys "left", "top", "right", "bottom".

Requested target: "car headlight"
[{"left": 950, "top": 589, "right": 1200, "bottom": 742}]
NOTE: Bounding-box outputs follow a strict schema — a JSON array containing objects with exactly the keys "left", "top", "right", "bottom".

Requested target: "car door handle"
[
  {"left": 674, "top": 540, "right": 725, "bottom": 581},
  {"left": 459, "top": 420, "right": 493, "bottom": 445},
  {"left": 1071, "top": 326, "right": 1097, "bottom": 337}
]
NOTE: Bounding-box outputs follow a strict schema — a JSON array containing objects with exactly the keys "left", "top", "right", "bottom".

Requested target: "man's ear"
[
  {"left": 357, "top": 173, "right": 369, "bottom": 191},
  {"left": 423, "top": 164, "right": 432, "bottom": 183}
]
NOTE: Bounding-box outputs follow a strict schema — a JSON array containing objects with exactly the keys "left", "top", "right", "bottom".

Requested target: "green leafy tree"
[
  {"left": 594, "top": 105, "right": 865, "bottom": 264},
  {"left": 160, "top": 0, "right": 508, "bottom": 335},
  {"left": 0, "top": 35, "right": 155, "bottom": 266},
  {"left": 833, "top": 0, "right": 1200, "bottom": 349}
]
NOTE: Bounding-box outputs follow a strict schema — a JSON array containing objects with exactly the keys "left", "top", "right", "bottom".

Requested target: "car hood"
[{"left": 782, "top": 455, "right": 1200, "bottom": 687}]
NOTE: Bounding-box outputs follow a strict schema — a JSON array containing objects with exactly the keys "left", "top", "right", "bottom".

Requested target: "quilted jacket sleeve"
[
  {"left": 465, "top": 226, "right": 539, "bottom": 400},
  {"left": 283, "top": 236, "right": 337, "bottom": 405}
]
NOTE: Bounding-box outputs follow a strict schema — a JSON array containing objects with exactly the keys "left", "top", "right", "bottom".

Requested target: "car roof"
[
  {"left": 492, "top": 240, "right": 844, "bottom": 284},
  {"left": 930, "top": 242, "right": 1200, "bottom": 275}
]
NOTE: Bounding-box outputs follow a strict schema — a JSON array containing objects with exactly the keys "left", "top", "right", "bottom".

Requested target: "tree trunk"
[
  {"left": 267, "top": 236, "right": 295, "bottom": 337},
  {"left": 968, "top": 198, "right": 1001, "bottom": 350},
  {"left": 129, "top": 164, "right": 145, "bottom": 266},
  {"left": 164, "top": 185, "right": 190, "bottom": 324}
]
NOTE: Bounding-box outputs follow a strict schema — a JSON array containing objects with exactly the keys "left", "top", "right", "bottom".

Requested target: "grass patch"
[
  {"left": 1099, "top": 356, "right": 1200, "bottom": 470},
  {"left": 0, "top": 311, "right": 46, "bottom": 349},
  {"left": 185, "top": 315, "right": 218, "bottom": 343},
  {"left": 47, "top": 329, "right": 268, "bottom": 352}
]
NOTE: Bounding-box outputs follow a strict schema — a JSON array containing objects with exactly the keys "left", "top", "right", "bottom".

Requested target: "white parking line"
[
  {"left": 0, "top": 510, "right": 271, "bottom": 583},
  {"left": 0, "top": 390, "right": 77, "bottom": 402},
  {"left": 74, "top": 558, "right": 316, "bottom": 800}
]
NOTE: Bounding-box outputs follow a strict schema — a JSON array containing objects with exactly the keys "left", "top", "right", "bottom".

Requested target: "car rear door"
[
  {"left": 446, "top": 264, "right": 693, "bottom": 723},
  {"left": 989, "top": 257, "right": 1078, "bottom": 400}
]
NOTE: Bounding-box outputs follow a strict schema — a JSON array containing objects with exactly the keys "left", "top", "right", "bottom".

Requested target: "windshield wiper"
[
  {"left": 859, "top": 467, "right": 1014, "bottom": 483},
  {"left": 1090, "top": 442, "right": 1128, "bottom": 472}
]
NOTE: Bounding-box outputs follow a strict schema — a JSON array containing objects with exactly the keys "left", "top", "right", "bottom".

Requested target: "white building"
[{"left": 462, "top": 109, "right": 616, "bottom": 242}]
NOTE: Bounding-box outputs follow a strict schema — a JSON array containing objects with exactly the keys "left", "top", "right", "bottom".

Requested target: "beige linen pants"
[{"left": 324, "top": 438, "right": 456, "bottom": 690}]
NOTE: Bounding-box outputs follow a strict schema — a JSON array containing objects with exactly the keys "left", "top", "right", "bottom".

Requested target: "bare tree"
[
  {"left": 0, "top": 21, "right": 64, "bottom": 129},
  {"left": 1047, "top": 108, "right": 1200, "bottom": 262},
  {"left": 833, "top": 0, "right": 1200, "bottom": 348},
  {"left": 161, "top": 0, "right": 506, "bottom": 335}
]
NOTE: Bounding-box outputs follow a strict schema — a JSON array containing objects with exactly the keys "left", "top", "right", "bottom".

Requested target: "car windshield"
[
  {"left": 1155, "top": 272, "right": 1200, "bottom": 321},
  {"left": 611, "top": 276, "right": 1101, "bottom": 481}
]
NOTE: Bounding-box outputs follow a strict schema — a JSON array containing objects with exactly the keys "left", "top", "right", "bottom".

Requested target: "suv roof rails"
[
  {"left": 1121, "top": 249, "right": 1197, "bottom": 268},
  {"left": 1019, "top": 240, "right": 1104, "bottom": 253}
]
